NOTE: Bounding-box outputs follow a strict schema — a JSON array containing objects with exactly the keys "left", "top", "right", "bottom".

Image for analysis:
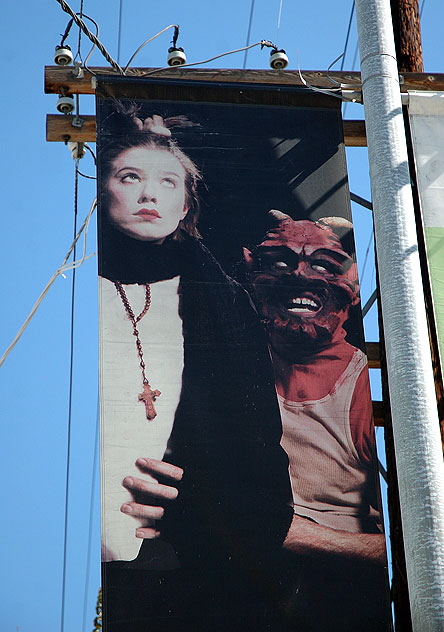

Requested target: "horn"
[
  {"left": 268, "top": 209, "right": 292, "bottom": 223},
  {"left": 317, "top": 216, "right": 355, "bottom": 258},
  {"left": 316, "top": 216, "right": 353, "bottom": 239}
]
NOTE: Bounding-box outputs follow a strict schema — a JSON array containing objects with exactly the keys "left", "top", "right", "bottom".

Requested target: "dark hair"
[{"left": 98, "top": 101, "right": 202, "bottom": 239}]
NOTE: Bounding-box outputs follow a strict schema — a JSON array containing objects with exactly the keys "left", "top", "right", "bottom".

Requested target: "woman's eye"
[
  {"left": 161, "top": 178, "right": 177, "bottom": 188},
  {"left": 120, "top": 173, "right": 140, "bottom": 183}
]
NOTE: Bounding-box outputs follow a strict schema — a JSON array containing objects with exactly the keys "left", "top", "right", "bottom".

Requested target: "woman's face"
[{"left": 106, "top": 146, "right": 188, "bottom": 242}]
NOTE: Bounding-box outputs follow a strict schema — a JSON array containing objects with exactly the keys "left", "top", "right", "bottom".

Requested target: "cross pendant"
[{"left": 138, "top": 382, "right": 161, "bottom": 421}]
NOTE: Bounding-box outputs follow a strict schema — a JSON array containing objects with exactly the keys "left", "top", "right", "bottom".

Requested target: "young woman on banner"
[{"left": 97, "top": 102, "right": 294, "bottom": 632}]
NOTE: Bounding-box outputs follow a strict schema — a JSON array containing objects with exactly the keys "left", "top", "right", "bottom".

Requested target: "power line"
[
  {"left": 60, "top": 162, "right": 80, "bottom": 632},
  {"left": 117, "top": 0, "right": 123, "bottom": 64},
  {"left": 82, "top": 404, "right": 100, "bottom": 632},
  {"left": 243, "top": 0, "right": 255, "bottom": 68},
  {"left": 340, "top": 1, "right": 355, "bottom": 71},
  {"left": 276, "top": 0, "right": 283, "bottom": 42},
  {"left": 143, "top": 40, "right": 277, "bottom": 76},
  {"left": 55, "top": 0, "right": 124, "bottom": 73},
  {"left": 76, "top": 0, "right": 84, "bottom": 59}
]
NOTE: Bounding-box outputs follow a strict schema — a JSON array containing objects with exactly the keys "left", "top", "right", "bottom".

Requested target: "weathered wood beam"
[
  {"left": 47, "top": 114, "right": 96, "bottom": 142},
  {"left": 44, "top": 65, "right": 444, "bottom": 95},
  {"left": 46, "top": 114, "right": 367, "bottom": 145}
]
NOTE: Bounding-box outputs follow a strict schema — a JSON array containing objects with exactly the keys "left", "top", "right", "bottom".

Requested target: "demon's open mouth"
[{"left": 286, "top": 295, "right": 322, "bottom": 313}]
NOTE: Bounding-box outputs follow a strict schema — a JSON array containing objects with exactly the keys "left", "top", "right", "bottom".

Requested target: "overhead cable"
[
  {"left": 59, "top": 13, "right": 99, "bottom": 70},
  {"left": 0, "top": 198, "right": 97, "bottom": 368},
  {"left": 54, "top": 0, "right": 124, "bottom": 73},
  {"left": 123, "top": 24, "right": 179, "bottom": 73},
  {"left": 117, "top": 0, "right": 123, "bottom": 63},
  {"left": 243, "top": 0, "right": 256, "bottom": 68},
  {"left": 76, "top": 0, "right": 84, "bottom": 59},
  {"left": 276, "top": 0, "right": 283, "bottom": 38},
  {"left": 82, "top": 404, "right": 100, "bottom": 632},
  {"left": 142, "top": 40, "right": 278, "bottom": 76},
  {"left": 60, "top": 161, "right": 80, "bottom": 632},
  {"left": 340, "top": 1, "right": 356, "bottom": 71}
]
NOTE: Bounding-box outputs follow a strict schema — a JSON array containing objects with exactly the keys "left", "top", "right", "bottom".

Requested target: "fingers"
[
  {"left": 136, "top": 527, "right": 161, "bottom": 539},
  {"left": 122, "top": 476, "right": 179, "bottom": 501},
  {"left": 120, "top": 460, "right": 183, "bottom": 539},
  {"left": 135, "top": 458, "right": 184, "bottom": 482},
  {"left": 121, "top": 501, "right": 164, "bottom": 521}
]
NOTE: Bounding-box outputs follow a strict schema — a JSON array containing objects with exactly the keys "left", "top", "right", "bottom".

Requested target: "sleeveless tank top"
[{"left": 279, "top": 348, "right": 378, "bottom": 533}]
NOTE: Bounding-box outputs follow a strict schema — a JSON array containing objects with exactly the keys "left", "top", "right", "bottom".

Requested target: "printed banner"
[
  {"left": 96, "top": 77, "right": 392, "bottom": 632},
  {"left": 408, "top": 91, "right": 444, "bottom": 378}
]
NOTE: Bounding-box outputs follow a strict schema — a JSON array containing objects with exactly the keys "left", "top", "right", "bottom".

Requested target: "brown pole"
[{"left": 390, "top": 0, "right": 424, "bottom": 72}]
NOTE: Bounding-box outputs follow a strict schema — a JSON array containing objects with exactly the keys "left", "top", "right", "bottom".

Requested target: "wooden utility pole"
[{"left": 390, "top": 0, "right": 424, "bottom": 72}]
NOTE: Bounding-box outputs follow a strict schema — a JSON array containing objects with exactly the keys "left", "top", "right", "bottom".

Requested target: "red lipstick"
[{"left": 135, "top": 208, "right": 161, "bottom": 219}]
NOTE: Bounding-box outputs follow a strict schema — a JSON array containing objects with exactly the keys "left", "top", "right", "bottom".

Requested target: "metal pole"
[{"left": 355, "top": 1, "right": 444, "bottom": 630}]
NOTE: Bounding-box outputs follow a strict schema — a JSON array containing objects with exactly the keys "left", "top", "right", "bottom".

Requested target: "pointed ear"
[
  {"left": 243, "top": 247, "right": 255, "bottom": 270},
  {"left": 348, "top": 263, "right": 361, "bottom": 305},
  {"left": 351, "top": 292, "right": 361, "bottom": 307}
]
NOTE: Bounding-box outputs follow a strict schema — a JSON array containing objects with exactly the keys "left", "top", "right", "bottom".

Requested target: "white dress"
[{"left": 99, "top": 276, "right": 184, "bottom": 561}]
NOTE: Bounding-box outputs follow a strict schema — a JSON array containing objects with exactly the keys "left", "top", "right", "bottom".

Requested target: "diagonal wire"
[
  {"left": 55, "top": 0, "right": 124, "bottom": 73},
  {"left": 0, "top": 200, "right": 96, "bottom": 368},
  {"left": 123, "top": 25, "right": 178, "bottom": 73}
]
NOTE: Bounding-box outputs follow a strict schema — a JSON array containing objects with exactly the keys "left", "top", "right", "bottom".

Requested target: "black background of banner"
[{"left": 96, "top": 78, "right": 391, "bottom": 632}]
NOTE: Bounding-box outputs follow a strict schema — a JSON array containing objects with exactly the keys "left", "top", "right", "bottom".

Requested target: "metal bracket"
[
  {"left": 72, "top": 61, "right": 84, "bottom": 79},
  {"left": 71, "top": 116, "right": 85, "bottom": 129}
]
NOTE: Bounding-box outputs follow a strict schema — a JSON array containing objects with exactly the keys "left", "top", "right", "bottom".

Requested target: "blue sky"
[{"left": 1, "top": 1, "right": 443, "bottom": 630}]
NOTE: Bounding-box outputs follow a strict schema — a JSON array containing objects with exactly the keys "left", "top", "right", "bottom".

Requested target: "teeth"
[{"left": 289, "top": 297, "right": 319, "bottom": 309}]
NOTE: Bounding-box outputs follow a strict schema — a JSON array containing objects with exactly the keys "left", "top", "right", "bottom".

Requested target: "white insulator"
[
  {"left": 57, "top": 95, "right": 75, "bottom": 114},
  {"left": 167, "top": 48, "right": 187, "bottom": 66},
  {"left": 270, "top": 49, "right": 289, "bottom": 70},
  {"left": 54, "top": 45, "right": 73, "bottom": 66}
]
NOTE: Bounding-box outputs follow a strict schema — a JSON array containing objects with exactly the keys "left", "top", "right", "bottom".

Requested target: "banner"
[
  {"left": 96, "top": 77, "right": 392, "bottom": 632},
  {"left": 408, "top": 91, "right": 444, "bottom": 378}
]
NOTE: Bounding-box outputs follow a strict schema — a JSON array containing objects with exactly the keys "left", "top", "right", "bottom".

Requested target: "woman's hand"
[{"left": 121, "top": 458, "right": 183, "bottom": 539}]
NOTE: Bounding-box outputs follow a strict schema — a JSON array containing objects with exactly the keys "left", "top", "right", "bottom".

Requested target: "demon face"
[{"left": 244, "top": 213, "right": 360, "bottom": 357}]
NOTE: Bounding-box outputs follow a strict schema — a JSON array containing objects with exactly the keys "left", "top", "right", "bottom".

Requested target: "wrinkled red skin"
[{"left": 244, "top": 219, "right": 360, "bottom": 361}]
